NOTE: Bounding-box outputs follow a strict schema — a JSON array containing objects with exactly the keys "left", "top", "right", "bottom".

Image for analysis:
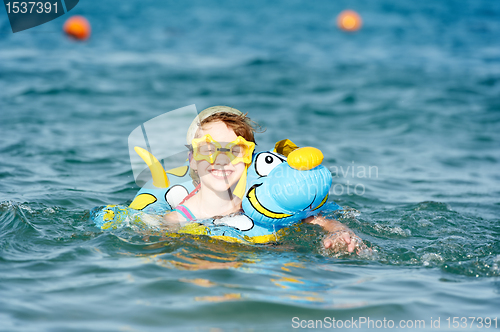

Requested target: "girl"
[{"left": 164, "top": 106, "right": 362, "bottom": 252}]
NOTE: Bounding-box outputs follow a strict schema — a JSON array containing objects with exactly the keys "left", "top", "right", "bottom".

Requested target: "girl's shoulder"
[{"left": 164, "top": 209, "right": 187, "bottom": 223}]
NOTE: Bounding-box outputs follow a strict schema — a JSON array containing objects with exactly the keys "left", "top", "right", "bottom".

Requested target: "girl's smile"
[
  {"left": 191, "top": 121, "right": 246, "bottom": 193},
  {"left": 209, "top": 168, "right": 234, "bottom": 179}
]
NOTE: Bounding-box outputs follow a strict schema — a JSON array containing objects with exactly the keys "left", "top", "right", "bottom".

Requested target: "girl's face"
[{"left": 190, "top": 121, "right": 246, "bottom": 193}]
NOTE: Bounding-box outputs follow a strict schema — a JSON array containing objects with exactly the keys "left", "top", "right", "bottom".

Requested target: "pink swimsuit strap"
[
  {"left": 174, "top": 204, "right": 195, "bottom": 221},
  {"left": 178, "top": 183, "right": 201, "bottom": 206},
  {"left": 173, "top": 184, "right": 201, "bottom": 221}
]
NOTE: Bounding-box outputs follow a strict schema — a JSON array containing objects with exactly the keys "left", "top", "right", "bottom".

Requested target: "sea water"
[{"left": 1, "top": 0, "right": 499, "bottom": 331}]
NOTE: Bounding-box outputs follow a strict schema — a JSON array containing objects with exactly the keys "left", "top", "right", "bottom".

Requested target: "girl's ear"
[{"left": 189, "top": 155, "right": 198, "bottom": 171}]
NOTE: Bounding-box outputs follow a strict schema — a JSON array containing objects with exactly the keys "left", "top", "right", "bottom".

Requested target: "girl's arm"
[
  {"left": 162, "top": 210, "right": 186, "bottom": 231},
  {"left": 304, "top": 215, "right": 361, "bottom": 252}
]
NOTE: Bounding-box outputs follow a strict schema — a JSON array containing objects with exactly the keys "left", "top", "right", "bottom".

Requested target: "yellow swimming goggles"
[{"left": 191, "top": 134, "right": 255, "bottom": 165}]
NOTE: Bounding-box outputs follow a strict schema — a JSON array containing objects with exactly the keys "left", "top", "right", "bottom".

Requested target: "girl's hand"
[
  {"left": 304, "top": 215, "right": 365, "bottom": 253},
  {"left": 323, "top": 230, "right": 360, "bottom": 253}
]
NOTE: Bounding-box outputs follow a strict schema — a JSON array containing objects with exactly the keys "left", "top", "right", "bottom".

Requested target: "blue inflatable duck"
[{"left": 91, "top": 139, "right": 341, "bottom": 244}]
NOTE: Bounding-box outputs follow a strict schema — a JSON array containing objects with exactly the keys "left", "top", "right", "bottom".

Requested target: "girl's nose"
[{"left": 214, "top": 152, "right": 231, "bottom": 166}]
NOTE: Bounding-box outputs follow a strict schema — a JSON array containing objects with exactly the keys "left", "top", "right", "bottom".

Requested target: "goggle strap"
[{"left": 232, "top": 163, "right": 248, "bottom": 199}]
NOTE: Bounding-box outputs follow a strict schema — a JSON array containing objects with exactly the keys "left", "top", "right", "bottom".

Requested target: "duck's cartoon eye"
[
  {"left": 255, "top": 152, "right": 285, "bottom": 177},
  {"left": 165, "top": 185, "right": 189, "bottom": 208}
]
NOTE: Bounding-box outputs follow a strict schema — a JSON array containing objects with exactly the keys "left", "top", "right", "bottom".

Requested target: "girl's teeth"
[{"left": 211, "top": 170, "right": 231, "bottom": 177}]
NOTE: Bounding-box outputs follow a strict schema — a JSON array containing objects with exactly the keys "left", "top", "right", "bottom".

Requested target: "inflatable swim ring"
[{"left": 91, "top": 139, "right": 341, "bottom": 244}]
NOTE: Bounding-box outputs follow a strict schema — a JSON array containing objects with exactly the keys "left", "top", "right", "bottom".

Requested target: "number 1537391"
[{"left": 5, "top": 2, "right": 58, "bottom": 14}]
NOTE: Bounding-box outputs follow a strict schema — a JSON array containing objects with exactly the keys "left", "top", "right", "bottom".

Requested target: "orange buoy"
[
  {"left": 63, "top": 16, "right": 91, "bottom": 40},
  {"left": 337, "top": 10, "right": 362, "bottom": 32}
]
